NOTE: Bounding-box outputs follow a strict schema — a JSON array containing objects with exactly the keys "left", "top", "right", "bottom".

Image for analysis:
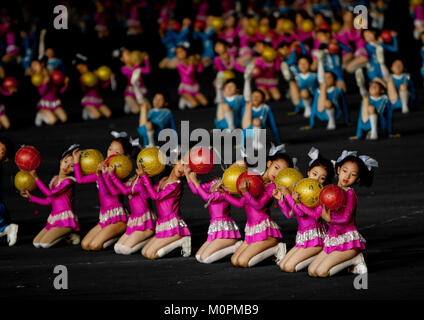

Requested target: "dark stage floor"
[{"left": 1, "top": 84, "right": 424, "bottom": 300}]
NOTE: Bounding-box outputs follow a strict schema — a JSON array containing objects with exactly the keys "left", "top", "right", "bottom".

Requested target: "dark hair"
[
  {"left": 267, "top": 153, "right": 294, "bottom": 168},
  {"left": 111, "top": 137, "right": 138, "bottom": 159},
  {"left": 154, "top": 91, "right": 169, "bottom": 102},
  {"left": 277, "top": 41, "right": 290, "bottom": 49},
  {"left": 335, "top": 155, "right": 374, "bottom": 187},
  {"left": 215, "top": 39, "right": 229, "bottom": 47},
  {"left": 298, "top": 54, "right": 312, "bottom": 64},
  {"left": 0, "top": 137, "right": 14, "bottom": 162},
  {"left": 252, "top": 88, "right": 266, "bottom": 100},
  {"left": 309, "top": 156, "right": 335, "bottom": 185},
  {"left": 224, "top": 78, "right": 239, "bottom": 88},
  {"left": 58, "top": 144, "right": 80, "bottom": 162}
]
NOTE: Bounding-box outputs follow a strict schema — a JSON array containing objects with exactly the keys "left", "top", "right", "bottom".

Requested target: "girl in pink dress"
[
  {"left": 73, "top": 132, "right": 132, "bottom": 251},
  {"left": 218, "top": 14, "right": 238, "bottom": 58},
  {"left": 273, "top": 147, "right": 334, "bottom": 272},
  {"left": 185, "top": 162, "right": 243, "bottom": 264},
  {"left": 221, "top": 151, "right": 294, "bottom": 268},
  {"left": 175, "top": 46, "right": 208, "bottom": 109},
  {"left": 0, "top": 68, "right": 15, "bottom": 130},
  {"left": 253, "top": 52, "right": 281, "bottom": 101},
  {"left": 30, "top": 60, "right": 68, "bottom": 127},
  {"left": 104, "top": 161, "right": 157, "bottom": 255},
  {"left": 21, "top": 145, "right": 80, "bottom": 248},
  {"left": 140, "top": 159, "right": 191, "bottom": 260},
  {"left": 236, "top": 17, "right": 256, "bottom": 68},
  {"left": 308, "top": 150, "right": 378, "bottom": 277}
]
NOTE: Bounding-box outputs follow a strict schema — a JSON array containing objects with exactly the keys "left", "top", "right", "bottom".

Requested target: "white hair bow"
[
  {"left": 76, "top": 53, "right": 88, "bottom": 61},
  {"left": 359, "top": 155, "right": 379, "bottom": 171},
  {"left": 129, "top": 137, "right": 140, "bottom": 148},
  {"left": 336, "top": 150, "right": 358, "bottom": 164},
  {"left": 308, "top": 146, "right": 320, "bottom": 166},
  {"left": 111, "top": 131, "right": 128, "bottom": 139},
  {"left": 179, "top": 41, "right": 190, "bottom": 49},
  {"left": 62, "top": 144, "right": 80, "bottom": 157},
  {"left": 268, "top": 143, "right": 286, "bottom": 157}
]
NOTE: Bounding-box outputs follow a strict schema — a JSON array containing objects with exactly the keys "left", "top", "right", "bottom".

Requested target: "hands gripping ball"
[
  {"left": 137, "top": 147, "right": 166, "bottom": 177},
  {"left": 236, "top": 171, "right": 265, "bottom": 198},
  {"left": 380, "top": 30, "right": 393, "bottom": 43},
  {"left": 108, "top": 155, "right": 133, "bottom": 180},
  {"left": 81, "top": 72, "right": 98, "bottom": 87},
  {"left": 15, "top": 171, "right": 36, "bottom": 192},
  {"left": 275, "top": 168, "right": 303, "bottom": 192},
  {"left": 188, "top": 147, "right": 214, "bottom": 175},
  {"left": 80, "top": 149, "right": 104, "bottom": 175},
  {"left": 319, "top": 185, "right": 346, "bottom": 211},
  {"left": 222, "top": 165, "right": 247, "bottom": 194},
  {"left": 15, "top": 146, "right": 41, "bottom": 171},
  {"left": 293, "top": 178, "right": 323, "bottom": 208}
]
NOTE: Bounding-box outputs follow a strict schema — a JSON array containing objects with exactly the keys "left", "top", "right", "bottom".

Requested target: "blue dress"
[
  {"left": 137, "top": 108, "right": 177, "bottom": 147},
  {"left": 310, "top": 86, "right": 349, "bottom": 128},
  {"left": 355, "top": 95, "right": 392, "bottom": 138},
  {"left": 215, "top": 95, "right": 246, "bottom": 129}
]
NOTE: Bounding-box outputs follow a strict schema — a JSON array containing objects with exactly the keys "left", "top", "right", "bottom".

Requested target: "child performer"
[
  {"left": 137, "top": 92, "right": 177, "bottom": 147},
  {"left": 193, "top": 16, "right": 215, "bottom": 68},
  {"left": 390, "top": 59, "right": 416, "bottom": 114},
  {"left": 21, "top": 145, "right": 80, "bottom": 248},
  {"left": 140, "top": 159, "right": 192, "bottom": 260},
  {"left": 220, "top": 150, "right": 291, "bottom": 268},
  {"left": 185, "top": 162, "right": 242, "bottom": 263},
  {"left": 104, "top": 160, "right": 156, "bottom": 255},
  {"left": 176, "top": 45, "right": 208, "bottom": 109},
  {"left": 0, "top": 67, "right": 16, "bottom": 130},
  {"left": 73, "top": 132, "right": 130, "bottom": 251},
  {"left": 273, "top": 147, "right": 334, "bottom": 272},
  {"left": 0, "top": 137, "right": 18, "bottom": 246},
  {"left": 308, "top": 150, "right": 378, "bottom": 277},
  {"left": 129, "top": 50, "right": 151, "bottom": 112}
]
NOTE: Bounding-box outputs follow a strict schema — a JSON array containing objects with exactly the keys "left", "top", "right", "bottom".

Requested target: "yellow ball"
[
  {"left": 258, "top": 24, "right": 269, "bottom": 35},
  {"left": 332, "top": 21, "right": 341, "bottom": 33},
  {"left": 14, "top": 171, "right": 36, "bottom": 192},
  {"left": 211, "top": 17, "right": 224, "bottom": 30},
  {"left": 130, "top": 50, "right": 144, "bottom": 65},
  {"left": 81, "top": 72, "right": 98, "bottom": 87},
  {"left": 223, "top": 70, "right": 235, "bottom": 82},
  {"left": 248, "top": 18, "right": 259, "bottom": 29},
  {"left": 281, "top": 20, "right": 294, "bottom": 33},
  {"left": 96, "top": 66, "right": 112, "bottom": 81},
  {"left": 245, "top": 24, "right": 256, "bottom": 36},
  {"left": 109, "top": 155, "right": 133, "bottom": 180},
  {"left": 31, "top": 73, "right": 43, "bottom": 87},
  {"left": 301, "top": 19, "right": 314, "bottom": 32},
  {"left": 262, "top": 46, "right": 277, "bottom": 62},
  {"left": 411, "top": 0, "right": 423, "bottom": 6},
  {"left": 294, "top": 178, "right": 323, "bottom": 208},
  {"left": 137, "top": 147, "right": 166, "bottom": 177},
  {"left": 222, "top": 165, "right": 247, "bottom": 194},
  {"left": 80, "top": 149, "right": 104, "bottom": 175},
  {"left": 275, "top": 168, "right": 303, "bottom": 192}
]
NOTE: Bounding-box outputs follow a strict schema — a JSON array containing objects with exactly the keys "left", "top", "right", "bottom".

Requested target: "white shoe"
[
  {"left": 244, "top": 62, "right": 255, "bottom": 80},
  {"left": 216, "top": 71, "right": 225, "bottom": 88},
  {"left": 355, "top": 68, "right": 365, "bottom": 87},
  {"left": 5, "top": 224, "right": 18, "bottom": 247},
  {"left": 102, "top": 237, "right": 119, "bottom": 249},
  {"left": 66, "top": 233, "right": 80, "bottom": 245},
  {"left": 275, "top": 242, "right": 287, "bottom": 265},
  {"left": 124, "top": 102, "right": 132, "bottom": 114},
  {"left": 181, "top": 236, "right": 191, "bottom": 257},
  {"left": 82, "top": 108, "right": 90, "bottom": 120},
  {"left": 281, "top": 61, "right": 291, "bottom": 81},
  {"left": 326, "top": 120, "right": 336, "bottom": 130},
  {"left": 348, "top": 253, "right": 368, "bottom": 274},
  {"left": 376, "top": 45, "right": 385, "bottom": 65},
  {"left": 303, "top": 106, "right": 311, "bottom": 118},
  {"left": 366, "top": 130, "right": 378, "bottom": 140},
  {"left": 35, "top": 112, "right": 44, "bottom": 127}
]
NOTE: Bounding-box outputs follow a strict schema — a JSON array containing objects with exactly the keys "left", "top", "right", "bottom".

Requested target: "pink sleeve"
[
  {"left": 110, "top": 174, "right": 131, "bottom": 196},
  {"left": 214, "top": 57, "right": 224, "bottom": 71},
  {"left": 223, "top": 192, "right": 245, "bottom": 208},
  {"left": 38, "top": 82, "right": 48, "bottom": 95},
  {"left": 59, "top": 83, "right": 68, "bottom": 94},
  {"left": 187, "top": 181, "right": 199, "bottom": 195},
  {"left": 196, "top": 61, "right": 203, "bottom": 73},
  {"left": 330, "top": 190, "right": 357, "bottom": 225},
  {"left": 74, "top": 163, "right": 97, "bottom": 184},
  {"left": 29, "top": 195, "right": 51, "bottom": 206},
  {"left": 103, "top": 173, "right": 120, "bottom": 196},
  {"left": 294, "top": 203, "right": 323, "bottom": 220},
  {"left": 36, "top": 178, "right": 72, "bottom": 197},
  {"left": 197, "top": 184, "right": 215, "bottom": 203},
  {"left": 101, "top": 79, "right": 111, "bottom": 88},
  {"left": 121, "top": 66, "right": 132, "bottom": 77},
  {"left": 141, "top": 57, "right": 150, "bottom": 74},
  {"left": 242, "top": 190, "right": 272, "bottom": 211},
  {"left": 0, "top": 87, "right": 12, "bottom": 96},
  {"left": 278, "top": 197, "right": 294, "bottom": 219},
  {"left": 234, "top": 60, "right": 245, "bottom": 73},
  {"left": 141, "top": 174, "right": 178, "bottom": 200}
]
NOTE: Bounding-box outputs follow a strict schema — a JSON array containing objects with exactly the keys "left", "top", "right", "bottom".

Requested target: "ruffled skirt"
[
  {"left": 244, "top": 217, "right": 282, "bottom": 244},
  {"left": 207, "top": 216, "right": 241, "bottom": 242},
  {"left": 178, "top": 82, "right": 200, "bottom": 96},
  {"left": 45, "top": 210, "right": 79, "bottom": 231},
  {"left": 295, "top": 226, "right": 326, "bottom": 248},
  {"left": 125, "top": 211, "right": 157, "bottom": 235},
  {"left": 323, "top": 229, "right": 366, "bottom": 254},
  {"left": 155, "top": 214, "right": 191, "bottom": 238},
  {"left": 98, "top": 206, "right": 128, "bottom": 228},
  {"left": 37, "top": 98, "right": 62, "bottom": 111}
]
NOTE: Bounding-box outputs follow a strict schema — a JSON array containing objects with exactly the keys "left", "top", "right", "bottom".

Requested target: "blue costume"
[
  {"left": 294, "top": 72, "right": 319, "bottom": 112},
  {"left": 193, "top": 27, "right": 215, "bottom": 60},
  {"left": 215, "top": 95, "right": 245, "bottom": 129},
  {"left": 310, "top": 86, "right": 349, "bottom": 128},
  {"left": 241, "top": 104, "right": 281, "bottom": 145},
  {"left": 161, "top": 27, "right": 190, "bottom": 59},
  {"left": 137, "top": 108, "right": 177, "bottom": 147},
  {"left": 356, "top": 95, "right": 392, "bottom": 138},
  {"left": 391, "top": 73, "right": 417, "bottom": 110},
  {"left": 365, "top": 37, "right": 398, "bottom": 80}
]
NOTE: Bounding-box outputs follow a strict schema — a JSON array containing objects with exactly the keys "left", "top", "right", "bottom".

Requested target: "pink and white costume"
[
  {"left": 254, "top": 56, "right": 279, "bottom": 90},
  {"left": 278, "top": 194, "right": 325, "bottom": 248},
  {"left": 224, "top": 183, "right": 282, "bottom": 244},
  {"left": 105, "top": 174, "right": 157, "bottom": 235},
  {"left": 36, "top": 81, "right": 67, "bottom": 111},
  {"left": 80, "top": 77, "right": 110, "bottom": 109},
  {"left": 323, "top": 188, "right": 366, "bottom": 254},
  {"left": 188, "top": 180, "right": 241, "bottom": 242},
  {"left": 335, "top": 29, "right": 368, "bottom": 58},
  {"left": 214, "top": 55, "right": 245, "bottom": 73},
  {"left": 177, "top": 61, "right": 203, "bottom": 96},
  {"left": 29, "top": 176, "right": 79, "bottom": 231},
  {"left": 74, "top": 163, "right": 127, "bottom": 228},
  {"left": 121, "top": 59, "right": 150, "bottom": 100},
  {"left": 218, "top": 28, "right": 238, "bottom": 57},
  {"left": 141, "top": 175, "right": 190, "bottom": 238},
  {"left": 238, "top": 30, "right": 255, "bottom": 57}
]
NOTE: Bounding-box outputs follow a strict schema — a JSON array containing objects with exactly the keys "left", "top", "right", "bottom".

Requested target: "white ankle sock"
[
  {"left": 369, "top": 114, "right": 378, "bottom": 140},
  {"left": 303, "top": 99, "right": 312, "bottom": 118},
  {"left": 330, "top": 253, "right": 367, "bottom": 276},
  {"left": 326, "top": 108, "right": 336, "bottom": 130},
  {"left": 103, "top": 237, "right": 119, "bottom": 249},
  {"left": 157, "top": 236, "right": 191, "bottom": 258},
  {"left": 114, "top": 243, "right": 124, "bottom": 254},
  {"left": 400, "top": 91, "right": 409, "bottom": 113},
  {"left": 248, "top": 244, "right": 279, "bottom": 267},
  {"left": 120, "top": 239, "right": 150, "bottom": 255},
  {"left": 147, "top": 130, "right": 155, "bottom": 147},
  {"left": 202, "top": 241, "right": 243, "bottom": 264},
  {"left": 224, "top": 112, "right": 235, "bottom": 130},
  {"left": 295, "top": 255, "right": 317, "bottom": 272}
]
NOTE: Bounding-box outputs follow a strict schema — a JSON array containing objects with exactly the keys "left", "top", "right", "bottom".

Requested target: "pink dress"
[
  {"left": 254, "top": 56, "right": 279, "bottom": 90},
  {"left": 37, "top": 81, "right": 67, "bottom": 111},
  {"left": 80, "top": 77, "right": 110, "bottom": 109},
  {"left": 213, "top": 55, "right": 245, "bottom": 73},
  {"left": 238, "top": 30, "right": 255, "bottom": 57},
  {"left": 218, "top": 28, "right": 238, "bottom": 57},
  {"left": 188, "top": 180, "right": 241, "bottom": 242},
  {"left": 141, "top": 175, "right": 191, "bottom": 238},
  {"left": 121, "top": 59, "right": 150, "bottom": 99},
  {"left": 323, "top": 188, "right": 366, "bottom": 254},
  {"left": 105, "top": 174, "right": 157, "bottom": 235},
  {"left": 74, "top": 164, "right": 128, "bottom": 228},
  {"left": 29, "top": 176, "right": 79, "bottom": 231},
  {"left": 224, "top": 183, "right": 282, "bottom": 244},
  {"left": 335, "top": 29, "right": 368, "bottom": 58},
  {"left": 177, "top": 61, "right": 203, "bottom": 96},
  {"left": 272, "top": 33, "right": 297, "bottom": 49},
  {"left": 278, "top": 194, "right": 325, "bottom": 248}
]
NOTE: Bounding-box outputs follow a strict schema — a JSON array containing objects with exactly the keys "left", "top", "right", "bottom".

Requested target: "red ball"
[
  {"left": 3, "top": 77, "right": 18, "bottom": 91},
  {"left": 15, "top": 146, "right": 41, "bottom": 171},
  {"left": 319, "top": 185, "right": 346, "bottom": 211},
  {"left": 328, "top": 42, "right": 340, "bottom": 55},
  {"left": 194, "top": 20, "right": 205, "bottom": 30},
  {"left": 290, "top": 43, "right": 302, "bottom": 56},
  {"left": 251, "top": 65, "right": 262, "bottom": 79},
  {"left": 159, "top": 21, "right": 168, "bottom": 31},
  {"left": 236, "top": 171, "right": 265, "bottom": 199},
  {"left": 381, "top": 30, "right": 392, "bottom": 43},
  {"left": 189, "top": 147, "right": 214, "bottom": 175},
  {"left": 51, "top": 70, "right": 65, "bottom": 85}
]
